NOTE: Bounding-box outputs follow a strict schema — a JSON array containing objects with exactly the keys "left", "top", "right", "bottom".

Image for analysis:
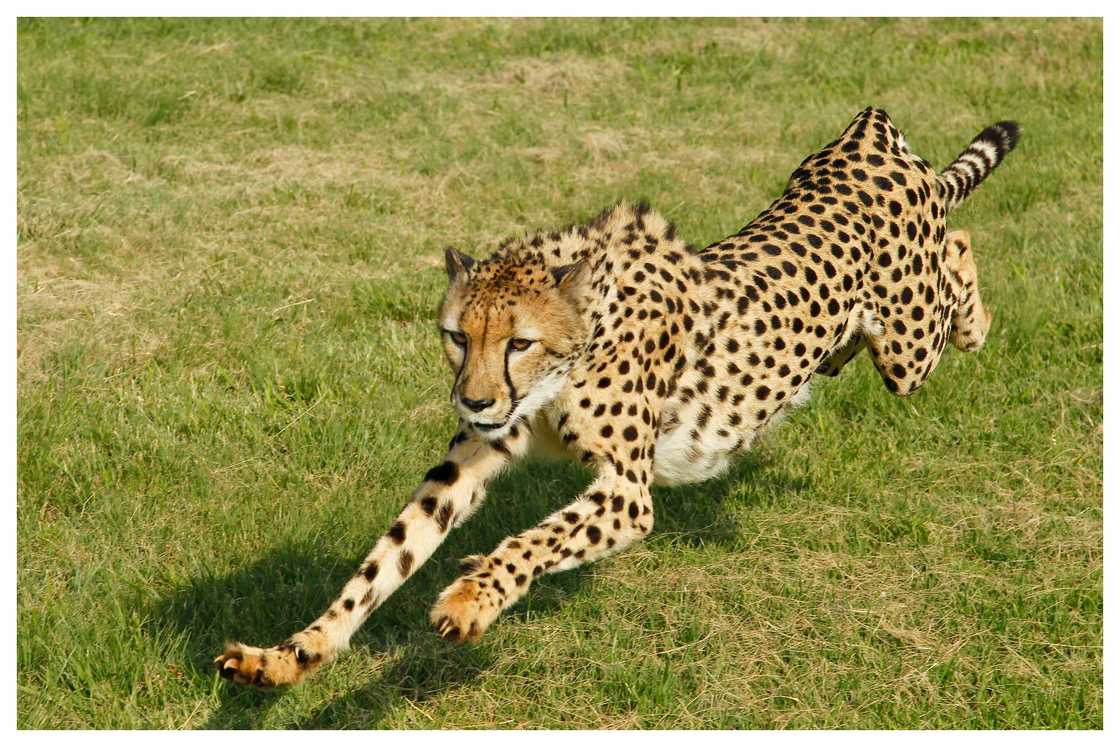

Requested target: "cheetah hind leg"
[
  {"left": 815, "top": 332, "right": 865, "bottom": 377},
  {"left": 816, "top": 305, "right": 882, "bottom": 377},
  {"left": 945, "top": 230, "right": 992, "bottom": 353}
]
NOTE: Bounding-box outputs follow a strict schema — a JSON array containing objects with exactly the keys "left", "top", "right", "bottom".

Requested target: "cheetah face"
[{"left": 438, "top": 248, "right": 587, "bottom": 439}]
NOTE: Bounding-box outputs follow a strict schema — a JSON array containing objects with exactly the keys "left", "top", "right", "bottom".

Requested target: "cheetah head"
[{"left": 438, "top": 247, "right": 588, "bottom": 440}]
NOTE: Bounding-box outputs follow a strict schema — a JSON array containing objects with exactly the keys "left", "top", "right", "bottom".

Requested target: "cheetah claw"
[
  {"left": 430, "top": 577, "right": 500, "bottom": 643},
  {"left": 213, "top": 639, "right": 324, "bottom": 688}
]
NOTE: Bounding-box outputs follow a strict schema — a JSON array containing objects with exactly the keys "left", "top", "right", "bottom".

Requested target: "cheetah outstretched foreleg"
[
  {"left": 431, "top": 477, "right": 653, "bottom": 642},
  {"left": 215, "top": 424, "right": 531, "bottom": 687}
]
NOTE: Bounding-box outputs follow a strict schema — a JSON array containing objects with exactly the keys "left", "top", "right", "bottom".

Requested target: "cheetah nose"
[{"left": 461, "top": 397, "right": 495, "bottom": 413}]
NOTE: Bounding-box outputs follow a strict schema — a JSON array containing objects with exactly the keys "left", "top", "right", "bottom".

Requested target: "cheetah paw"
[
  {"left": 430, "top": 577, "right": 501, "bottom": 643},
  {"left": 213, "top": 635, "right": 327, "bottom": 688}
]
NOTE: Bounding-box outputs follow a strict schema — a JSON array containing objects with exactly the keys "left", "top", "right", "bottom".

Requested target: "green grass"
[{"left": 17, "top": 18, "right": 1102, "bottom": 729}]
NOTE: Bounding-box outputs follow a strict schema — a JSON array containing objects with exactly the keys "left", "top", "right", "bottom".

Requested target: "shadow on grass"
[{"left": 148, "top": 452, "right": 803, "bottom": 728}]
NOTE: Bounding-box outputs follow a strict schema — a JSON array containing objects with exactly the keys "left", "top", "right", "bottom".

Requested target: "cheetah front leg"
[
  {"left": 214, "top": 423, "right": 532, "bottom": 687},
  {"left": 430, "top": 471, "right": 654, "bottom": 642},
  {"left": 428, "top": 348, "right": 673, "bottom": 642}
]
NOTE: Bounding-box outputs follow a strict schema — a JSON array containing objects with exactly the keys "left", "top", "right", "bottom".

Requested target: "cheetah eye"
[
  {"left": 508, "top": 338, "right": 534, "bottom": 352},
  {"left": 444, "top": 330, "right": 467, "bottom": 347}
]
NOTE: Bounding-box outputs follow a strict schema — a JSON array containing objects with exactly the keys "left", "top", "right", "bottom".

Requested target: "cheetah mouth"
[
  {"left": 471, "top": 420, "right": 508, "bottom": 432},
  {"left": 469, "top": 398, "right": 521, "bottom": 434}
]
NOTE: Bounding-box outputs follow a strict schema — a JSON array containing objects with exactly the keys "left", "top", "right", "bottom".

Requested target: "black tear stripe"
[
  {"left": 503, "top": 349, "right": 520, "bottom": 404},
  {"left": 424, "top": 461, "right": 460, "bottom": 485},
  {"left": 451, "top": 355, "right": 466, "bottom": 406}
]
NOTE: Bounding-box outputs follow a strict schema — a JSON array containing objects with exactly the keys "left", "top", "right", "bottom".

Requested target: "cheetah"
[{"left": 216, "top": 108, "right": 1018, "bottom": 687}]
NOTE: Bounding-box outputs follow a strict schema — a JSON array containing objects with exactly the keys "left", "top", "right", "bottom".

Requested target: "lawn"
[{"left": 16, "top": 18, "right": 1102, "bottom": 729}]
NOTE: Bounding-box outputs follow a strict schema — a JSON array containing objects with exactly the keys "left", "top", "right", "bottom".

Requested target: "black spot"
[
  {"left": 436, "top": 502, "right": 454, "bottom": 532},
  {"left": 388, "top": 521, "right": 406, "bottom": 544},
  {"left": 398, "top": 549, "right": 414, "bottom": 577},
  {"left": 419, "top": 496, "right": 438, "bottom": 515},
  {"left": 424, "top": 461, "right": 460, "bottom": 485},
  {"left": 586, "top": 525, "right": 602, "bottom": 544},
  {"left": 362, "top": 561, "right": 379, "bottom": 581}
]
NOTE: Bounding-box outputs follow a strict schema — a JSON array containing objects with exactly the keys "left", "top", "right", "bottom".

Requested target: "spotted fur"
[{"left": 216, "top": 108, "right": 1017, "bottom": 687}]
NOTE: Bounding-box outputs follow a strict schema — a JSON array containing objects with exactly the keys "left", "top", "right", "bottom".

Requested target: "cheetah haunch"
[{"left": 217, "top": 108, "right": 1018, "bottom": 686}]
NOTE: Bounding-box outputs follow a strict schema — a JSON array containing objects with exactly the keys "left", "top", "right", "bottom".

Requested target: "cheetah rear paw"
[
  {"left": 430, "top": 577, "right": 502, "bottom": 643},
  {"left": 213, "top": 634, "right": 328, "bottom": 688}
]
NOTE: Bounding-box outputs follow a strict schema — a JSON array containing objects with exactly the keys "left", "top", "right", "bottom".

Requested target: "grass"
[{"left": 16, "top": 18, "right": 1102, "bottom": 729}]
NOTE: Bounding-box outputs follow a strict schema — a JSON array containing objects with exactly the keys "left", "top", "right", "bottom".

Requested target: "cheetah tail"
[{"left": 937, "top": 121, "right": 1020, "bottom": 212}]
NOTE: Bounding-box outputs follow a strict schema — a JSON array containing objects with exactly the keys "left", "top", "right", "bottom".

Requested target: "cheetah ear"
[
  {"left": 551, "top": 258, "right": 591, "bottom": 304},
  {"left": 551, "top": 258, "right": 588, "bottom": 287},
  {"left": 444, "top": 246, "right": 475, "bottom": 282}
]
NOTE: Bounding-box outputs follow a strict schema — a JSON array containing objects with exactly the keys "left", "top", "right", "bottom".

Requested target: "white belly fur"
[{"left": 651, "top": 379, "right": 813, "bottom": 486}]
